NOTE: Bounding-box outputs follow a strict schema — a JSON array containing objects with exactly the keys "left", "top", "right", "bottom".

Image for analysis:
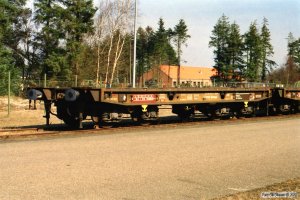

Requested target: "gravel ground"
[{"left": 0, "top": 118, "right": 299, "bottom": 200}]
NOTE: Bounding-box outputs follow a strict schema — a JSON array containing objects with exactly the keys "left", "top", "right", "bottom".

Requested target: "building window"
[
  {"left": 193, "top": 82, "right": 196, "bottom": 87},
  {"left": 197, "top": 82, "right": 200, "bottom": 87},
  {"left": 173, "top": 81, "right": 177, "bottom": 87}
]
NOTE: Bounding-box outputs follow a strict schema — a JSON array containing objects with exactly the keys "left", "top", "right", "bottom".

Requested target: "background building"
[{"left": 140, "top": 65, "right": 217, "bottom": 87}]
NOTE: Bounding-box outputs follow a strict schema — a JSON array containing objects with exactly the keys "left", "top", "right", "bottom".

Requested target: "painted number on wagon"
[{"left": 131, "top": 94, "right": 157, "bottom": 103}]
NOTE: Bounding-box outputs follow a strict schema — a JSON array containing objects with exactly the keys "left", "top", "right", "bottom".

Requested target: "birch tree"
[
  {"left": 94, "top": 0, "right": 134, "bottom": 87},
  {"left": 92, "top": 1, "right": 111, "bottom": 86}
]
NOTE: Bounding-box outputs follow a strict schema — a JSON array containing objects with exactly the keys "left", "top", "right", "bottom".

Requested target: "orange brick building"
[{"left": 140, "top": 65, "right": 217, "bottom": 87}]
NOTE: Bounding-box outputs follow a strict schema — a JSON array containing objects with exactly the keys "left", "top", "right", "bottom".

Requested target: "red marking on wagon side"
[{"left": 131, "top": 94, "right": 157, "bottom": 103}]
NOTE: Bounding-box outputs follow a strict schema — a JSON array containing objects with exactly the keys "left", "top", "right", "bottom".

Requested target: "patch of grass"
[{"left": 213, "top": 178, "right": 300, "bottom": 200}]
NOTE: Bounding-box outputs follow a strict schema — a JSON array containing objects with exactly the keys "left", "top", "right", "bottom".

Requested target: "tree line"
[
  {"left": 0, "top": 0, "right": 97, "bottom": 95},
  {"left": 209, "top": 15, "right": 276, "bottom": 82},
  {"left": 0, "top": 1, "right": 299, "bottom": 95},
  {"left": 209, "top": 14, "right": 300, "bottom": 84},
  {"left": 268, "top": 33, "right": 300, "bottom": 85},
  {"left": 136, "top": 18, "right": 190, "bottom": 85},
  {"left": 0, "top": 0, "right": 190, "bottom": 95}
]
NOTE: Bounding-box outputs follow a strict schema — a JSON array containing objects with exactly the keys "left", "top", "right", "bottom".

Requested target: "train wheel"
[
  {"left": 178, "top": 112, "right": 192, "bottom": 121},
  {"left": 62, "top": 116, "right": 79, "bottom": 128},
  {"left": 221, "top": 114, "right": 232, "bottom": 120},
  {"left": 173, "top": 105, "right": 194, "bottom": 121},
  {"left": 130, "top": 110, "right": 143, "bottom": 124},
  {"left": 57, "top": 103, "right": 82, "bottom": 128},
  {"left": 204, "top": 111, "right": 216, "bottom": 120},
  {"left": 232, "top": 107, "right": 243, "bottom": 119},
  {"left": 92, "top": 116, "right": 99, "bottom": 123}
]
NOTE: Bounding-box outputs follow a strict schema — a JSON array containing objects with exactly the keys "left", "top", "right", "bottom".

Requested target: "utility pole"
[
  {"left": 132, "top": 0, "right": 137, "bottom": 88},
  {"left": 129, "top": 38, "right": 132, "bottom": 85}
]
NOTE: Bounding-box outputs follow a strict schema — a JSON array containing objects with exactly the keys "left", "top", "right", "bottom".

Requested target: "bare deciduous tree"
[{"left": 92, "top": 0, "right": 134, "bottom": 87}]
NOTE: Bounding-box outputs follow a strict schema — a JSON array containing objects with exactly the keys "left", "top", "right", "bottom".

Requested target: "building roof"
[{"left": 160, "top": 65, "right": 216, "bottom": 80}]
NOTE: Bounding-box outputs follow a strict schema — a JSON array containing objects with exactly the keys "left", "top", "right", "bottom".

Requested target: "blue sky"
[{"left": 134, "top": 0, "right": 300, "bottom": 67}]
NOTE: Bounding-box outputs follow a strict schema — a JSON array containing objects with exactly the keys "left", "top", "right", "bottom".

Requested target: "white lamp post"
[{"left": 132, "top": 0, "right": 137, "bottom": 88}]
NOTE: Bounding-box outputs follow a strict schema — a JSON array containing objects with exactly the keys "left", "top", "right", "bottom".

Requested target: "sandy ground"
[
  {"left": 0, "top": 96, "right": 62, "bottom": 128},
  {"left": 0, "top": 96, "right": 30, "bottom": 113}
]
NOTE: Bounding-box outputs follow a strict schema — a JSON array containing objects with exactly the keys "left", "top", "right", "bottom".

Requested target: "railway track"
[{"left": 1, "top": 113, "right": 299, "bottom": 140}]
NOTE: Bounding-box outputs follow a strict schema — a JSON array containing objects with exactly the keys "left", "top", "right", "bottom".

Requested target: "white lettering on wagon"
[
  {"left": 255, "top": 94, "right": 262, "bottom": 99},
  {"left": 131, "top": 94, "right": 157, "bottom": 103},
  {"left": 203, "top": 93, "right": 218, "bottom": 100}
]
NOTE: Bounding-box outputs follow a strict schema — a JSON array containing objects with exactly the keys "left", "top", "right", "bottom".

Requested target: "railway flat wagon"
[
  {"left": 271, "top": 87, "right": 300, "bottom": 114},
  {"left": 27, "top": 86, "right": 300, "bottom": 128}
]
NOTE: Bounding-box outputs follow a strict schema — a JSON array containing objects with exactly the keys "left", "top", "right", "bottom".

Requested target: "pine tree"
[
  {"left": 62, "top": 0, "right": 96, "bottom": 76},
  {"left": 227, "top": 22, "right": 244, "bottom": 80},
  {"left": 260, "top": 17, "right": 275, "bottom": 81},
  {"left": 34, "top": 0, "right": 66, "bottom": 78},
  {"left": 0, "top": 0, "right": 15, "bottom": 85},
  {"left": 0, "top": 0, "right": 27, "bottom": 94},
  {"left": 268, "top": 33, "right": 300, "bottom": 84},
  {"left": 153, "top": 18, "right": 169, "bottom": 66},
  {"left": 287, "top": 32, "right": 296, "bottom": 55},
  {"left": 244, "top": 21, "right": 262, "bottom": 82},
  {"left": 209, "top": 15, "right": 230, "bottom": 81},
  {"left": 173, "top": 19, "right": 190, "bottom": 84},
  {"left": 137, "top": 27, "right": 149, "bottom": 78},
  {"left": 136, "top": 19, "right": 178, "bottom": 85},
  {"left": 287, "top": 33, "right": 300, "bottom": 68},
  {"left": 34, "top": 0, "right": 96, "bottom": 80},
  {"left": 166, "top": 28, "right": 177, "bottom": 66}
]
